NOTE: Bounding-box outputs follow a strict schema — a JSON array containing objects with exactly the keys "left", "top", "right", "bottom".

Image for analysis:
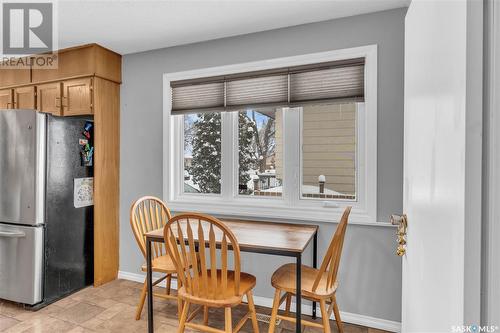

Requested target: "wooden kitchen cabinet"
[
  {"left": 36, "top": 82, "right": 62, "bottom": 116},
  {"left": 32, "top": 44, "right": 121, "bottom": 84},
  {"left": 0, "top": 60, "right": 31, "bottom": 88},
  {"left": 62, "top": 78, "right": 93, "bottom": 116},
  {"left": 14, "top": 86, "right": 36, "bottom": 109},
  {"left": 0, "top": 89, "right": 13, "bottom": 109}
]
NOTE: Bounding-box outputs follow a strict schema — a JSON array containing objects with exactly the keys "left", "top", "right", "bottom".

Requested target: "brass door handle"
[{"left": 391, "top": 214, "right": 408, "bottom": 256}]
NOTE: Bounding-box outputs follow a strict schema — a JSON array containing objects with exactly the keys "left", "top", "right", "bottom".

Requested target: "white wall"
[{"left": 119, "top": 8, "right": 406, "bottom": 327}]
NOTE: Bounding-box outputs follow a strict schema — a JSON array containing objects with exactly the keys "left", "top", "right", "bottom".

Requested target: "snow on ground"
[
  {"left": 259, "top": 185, "right": 344, "bottom": 196},
  {"left": 184, "top": 177, "right": 201, "bottom": 192}
]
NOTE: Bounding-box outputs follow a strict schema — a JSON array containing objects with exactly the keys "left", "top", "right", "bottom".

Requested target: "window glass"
[
  {"left": 184, "top": 113, "right": 222, "bottom": 194},
  {"left": 238, "top": 108, "right": 283, "bottom": 197},
  {"left": 301, "top": 102, "right": 357, "bottom": 200}
]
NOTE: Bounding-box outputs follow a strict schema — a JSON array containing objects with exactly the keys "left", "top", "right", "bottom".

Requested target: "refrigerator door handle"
[{"left": 0, "top": 231, "right": 26, "bottom": 238}]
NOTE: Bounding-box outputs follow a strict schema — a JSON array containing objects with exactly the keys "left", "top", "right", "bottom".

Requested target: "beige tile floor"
[{"left": 0, "top": 279, "right": 388, "bottom": 333}]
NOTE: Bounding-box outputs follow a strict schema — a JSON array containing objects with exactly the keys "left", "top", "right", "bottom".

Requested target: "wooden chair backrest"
[
  {"left": 163, "top": 213, "right": 242, "bottom": 300},
  {"left": 312, "top": 206, "right": 351, "bottom": 292},
  {"left": 130, "top": 196, "right": 172, "bottom": 259}
]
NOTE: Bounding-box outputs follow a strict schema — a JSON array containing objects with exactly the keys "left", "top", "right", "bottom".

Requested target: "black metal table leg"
[
  {"left": 312, "top": 232, "right": 317, "bottom": 319},
  {"left": 296, "top": 253, "right": 302, "bottom": 333},
  {"left": 147, "top": 237, "right": 154, "bottom": 333}
]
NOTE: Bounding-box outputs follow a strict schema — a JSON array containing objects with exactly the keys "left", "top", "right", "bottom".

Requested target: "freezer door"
[
  {"left": 0, "top": 224, "right": 44, "bottom": 305},
  {"left": 0, "top": 110, "right": 46, "bottom": 225}
]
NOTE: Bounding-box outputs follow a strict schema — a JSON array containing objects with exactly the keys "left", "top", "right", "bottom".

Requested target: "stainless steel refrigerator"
[{"left": 0, "top": 109, "right": 93, "bottom": 306}]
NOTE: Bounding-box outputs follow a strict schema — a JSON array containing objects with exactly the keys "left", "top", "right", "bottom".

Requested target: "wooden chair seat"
[
  {"left": 141, "top": 254, "right": 176, "bottom": 273},
  {"left": 271, "top": 263, "right": 338, "bottom": 299},
  {"left": 178, "top": 270, "right": 257, "bottom": 307},
  {"left": 141, "top": 253, "right": 194, "bottom": 273}
]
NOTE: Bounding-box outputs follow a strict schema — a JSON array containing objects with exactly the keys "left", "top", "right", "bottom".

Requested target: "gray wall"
[{"left": 120, "top": 8, "right": 406, "bottom": 323}]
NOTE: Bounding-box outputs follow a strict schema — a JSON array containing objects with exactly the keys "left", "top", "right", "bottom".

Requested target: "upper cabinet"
[
  {"left": 0, "top": 89, "right": 13, "bottom": 109},
  {"left": 31, "top": 44, "right": 121, "bottom": 84},
  {"left": 14, "top": 86, "right": 36, "bottom": 109},
  {"left": 0, "top": 43, "right": 121, "bottom": 117},
  {"left": 62, "top": 78, "right": 93, "bottom": 116},
  {"left": 37, "top": 82, "right": 62, "bottom": 116},
  {"left": 0, "top": 58, "right": 31, "bottom": 88}
]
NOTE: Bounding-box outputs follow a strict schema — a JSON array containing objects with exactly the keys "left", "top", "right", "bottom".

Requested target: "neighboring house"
[
  {"left": 184, "top": 156, "right": 192, "bottom": 168},
  {"left": 275, "top": 102, "right": 357, "bottom": 197}
]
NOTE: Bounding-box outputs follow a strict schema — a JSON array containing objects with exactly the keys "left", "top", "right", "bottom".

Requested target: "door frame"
[{"left": 483, "top": 0, "right": 500, "bottom": 325}]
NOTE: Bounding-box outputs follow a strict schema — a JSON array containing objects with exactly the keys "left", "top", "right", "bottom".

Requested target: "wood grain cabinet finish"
[
  {"left": 36, "top": 82, "right": 62, "bottom": 116},
  {"left": 14, "top": 86, "right": 36, "bottom": 109},
  {"left": 0, "top": 61, "right": 31, "bottom": 88},
  {"left": 32, "top": 44, "right": 121, "bottom": 84},
  {"left": 62, "top": 78, "right": 93, "bottom": 116},
  {"left": 0, "top": 89, "right": 13, "bottom": 109}
]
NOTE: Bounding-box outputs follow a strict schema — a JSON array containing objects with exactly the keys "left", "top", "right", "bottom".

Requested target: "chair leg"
[
  {"left": 284, "top": 293, "right": 291, "bottom": 316},
  {"left": 166, "top": 274, "right": 172, "bottom": 295},
  {"left": 178, "top": 301, "right": 190, "bottom": 333},
  {"left": 319, "top": 300, "right": 331, "bottom": 333},
  {"left": 203, "top": 305, "right": 209, "bottom": 325},
  {"left": 225, "top": 307, "right": 232, "bottom": 333},
  {"left": 135, "top": 280, "right": 148, "bottom": 320},
  {"left": 177, "top": 297, "right": 183, "bottom": 317},
  {"left": 268, "top": 289, "right": 281, "bottom": 333},
  {"left": 247, "top": 291, "right": 259, "bottom": 333},
  {"left": 331, "top": 295, "right": 343, "bottom": 333}
]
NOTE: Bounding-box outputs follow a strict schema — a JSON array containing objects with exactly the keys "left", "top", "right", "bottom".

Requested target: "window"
[
  {"left": 238, "top": 108, "right": 282, "bottom": 197},
  {"left": 300, "top": 102, "right": 358, "bottom": 200},
  {"left": 165, "top": 46, "right": 377, "bottom": 223},
  {"left": 183, "top": 112, "right": 221, "bottom": 194}
]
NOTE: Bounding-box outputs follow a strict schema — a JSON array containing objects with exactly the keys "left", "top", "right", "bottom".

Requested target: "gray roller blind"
[
  {"left": 290, "top": 64, "right": 364, "bottom": 102},
  {"left": 172, "top": 82, "right": 224, "bottom": 111},
  {"left": 170, "top": 58, "right": 364, "bottom": 114},
  {"left": 226, "top": 75, "right": 288, "bottom": 106}
]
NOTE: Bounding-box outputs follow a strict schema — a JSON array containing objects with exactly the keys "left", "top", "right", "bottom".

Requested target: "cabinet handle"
[
  {"left": 6, "top": 102, "right": 11, "bottom": 108},
  {"left": 62, "top": 96, "right": 68, "bottom": 107},
  {"left": 55, "top": 97, "right": 61, "bottom": 108}
]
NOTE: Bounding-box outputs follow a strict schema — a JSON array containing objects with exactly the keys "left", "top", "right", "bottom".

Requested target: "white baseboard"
[{"left": 118, "top": 271, "right": 401, "bottom": 332}]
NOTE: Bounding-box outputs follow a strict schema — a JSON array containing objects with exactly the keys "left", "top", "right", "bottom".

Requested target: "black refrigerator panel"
[{"left": 44, "top": 115, "right": 94, "bottom": 303}]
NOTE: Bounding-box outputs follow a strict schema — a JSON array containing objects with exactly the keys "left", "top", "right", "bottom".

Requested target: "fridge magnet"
[{"left": 74, "top": 177, "right": 94, "bottom": 208}]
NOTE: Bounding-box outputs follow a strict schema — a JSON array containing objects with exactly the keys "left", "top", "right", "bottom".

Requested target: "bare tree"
[{"left": 250, "top": 111, "right": 275, "bottom": 173}]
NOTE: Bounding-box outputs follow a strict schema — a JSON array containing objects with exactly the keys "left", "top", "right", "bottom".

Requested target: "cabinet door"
[
  {"left": 62, "top": 78, "right": 93, "bottom": 116},
  {"left": 14, "top": 86, "right": 36, "bottom": 109},
  {"left": 36, "top": 83, "right": 62, "bottom": 116},
  {"left": 0, "top": 89, "right": 13, "bottom": 109}
]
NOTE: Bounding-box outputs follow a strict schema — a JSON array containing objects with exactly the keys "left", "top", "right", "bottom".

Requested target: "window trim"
[{"left": 164, "top": 45, "right": 378, "bottom": 225}]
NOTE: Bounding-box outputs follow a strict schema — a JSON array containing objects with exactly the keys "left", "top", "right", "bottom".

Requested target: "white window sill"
[{"left": 166, "top": 200, "right": 394, "bottom": 227}]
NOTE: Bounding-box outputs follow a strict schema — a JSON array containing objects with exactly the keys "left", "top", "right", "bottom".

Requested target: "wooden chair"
[
  {"left": 163, "top": 213, "right": 259, "bottom": 333},
  {"left": 130, "top": 196, "right": 179, "bottom": 320},
  {"left": 268, "top": 206, "right": 352, "bottom": 333}
]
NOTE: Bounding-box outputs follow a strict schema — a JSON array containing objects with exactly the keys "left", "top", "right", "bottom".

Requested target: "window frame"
[{"left": 164, "top": 45, "right": 378, "bottom": 224}]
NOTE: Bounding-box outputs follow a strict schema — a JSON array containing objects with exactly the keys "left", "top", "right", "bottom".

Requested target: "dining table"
[{"left": 144, "top": 218, "right": 319, "bottom": 333}]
